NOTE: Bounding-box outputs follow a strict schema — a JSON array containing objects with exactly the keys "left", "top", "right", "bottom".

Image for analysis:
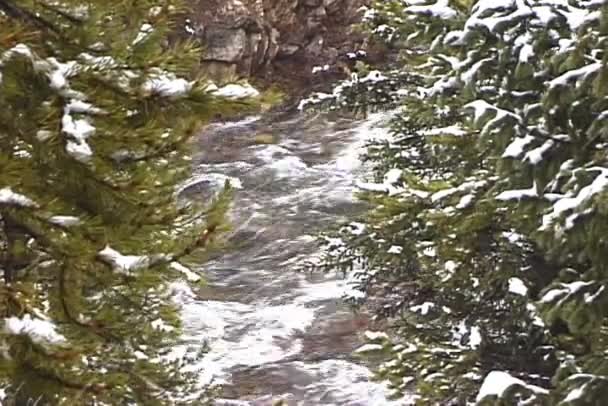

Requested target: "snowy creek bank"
[{"left": 177, "top": 111, "right": 400, "bottom": 405}]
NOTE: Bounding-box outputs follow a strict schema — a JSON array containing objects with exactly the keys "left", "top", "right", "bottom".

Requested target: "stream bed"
[{"left": 176, "top": 111, "right": 402, "bottom": 405}]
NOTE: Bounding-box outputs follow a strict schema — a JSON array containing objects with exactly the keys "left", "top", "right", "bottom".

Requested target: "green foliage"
[
  {"left": 307, "top": 0, "right": 608, "bottom": 404},
  {"left": 0, "top": 1, "right": 250, "bottom": 404}
]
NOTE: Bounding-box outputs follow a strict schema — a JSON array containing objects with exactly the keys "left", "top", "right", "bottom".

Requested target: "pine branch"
[
  {"left": 0, "top": 0, "right": 60, "bottom": 34},
  {"left": 37, "top": 1, "right": 85, "bottom": 25},
  {"left": 59, "top": 261, "right": 121, "bottom": 342},
  {"left": 22, "top": 359, "right": 106, "bottom": 394}
]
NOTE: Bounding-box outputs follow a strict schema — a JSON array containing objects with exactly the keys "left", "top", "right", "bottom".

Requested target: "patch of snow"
[
  {"left": 62, "top": 104, "right": 97, "bottom": 162},
  {"left": 524, "top": 140, "right": 555, "bottom": 165},
  {"left": 364, "top": 331, "right": 389, "bottom": 341},
  {"left": 406, "top": 0, "right": 458, "bottom": 20},
  {"left": 496, "top": 182, "right": 538, "bottom": 201},
  {"left": 456, "top": 194, "right": 475, "bottom": 209},
  {"left": 502, "top": 135, "right": 535, "bottom": 158},
  {"left": 388, "top": 245, "right": 403, "bottom": 254},
  {"left": 421, "top": 125, "right": 468, "bottom": 137},
  {"left": 361, "top": 70, "right": 387, "bottom": 82},
  {"left": 354, "top": 343, "right": 384, "bottom": 354},
  {"left": 48, "top": 215, "right": 81, "bottom": 227},
  {"left": 411, "top": 302, "right": 435, "bottom": 315},
  {"left": 0, "top": 187, "right": 37, "bottom": 207},
  {"left": 550, "top": 63, "right": 602, "bottom": 89},
  {"left": 563, "top": 385, "right": 586, "bottom": 403},
  {"left": 508, "top": 277, "right": 528, "bottom": 296},
  {"left": 540, "top": 281, "right": 594, "bottom": 303},
  {"left": 151, "top": 318, "right": 175, "bottom": 333},
  {"left": 476, "top": 370, "right": 548, "bottom": 402},
  {"left": 133, "top": 23, "right": 153, "bottom": 45},
  {"left": 4, "top": 314, "right": 66, "bottom": 345},
  {"left": 170, "top": 262, "right": 201, "bottom": 282},
  {"left": 214, "top": 83, "right": 260, "bottom": 99},
  {"left": 542, "top": 168, "right": 608, "bottom": 230},
  {"left": 98, "top": 246, "right": 150, "bottom": 274},
  {"left": 142, "top": 70, "right": 192, "bottom": 97}
]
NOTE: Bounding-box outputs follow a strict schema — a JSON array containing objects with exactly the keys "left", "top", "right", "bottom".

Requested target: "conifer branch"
[
  {"left": 22, "top": 359, "right": 106, "bottom": 394},
  {"left": 0, "top": 0, "right": 60, "bottom": 34},
  {"left": 58, "top": 262, "right": 121, "bottom": 342},
  {"left": 37, "top": 1, "right": 85, "bottom": 25}
]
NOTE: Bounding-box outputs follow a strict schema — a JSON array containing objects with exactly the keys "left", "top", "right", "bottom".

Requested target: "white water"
[{"left": 175, "top": 112, "right": 405, "bottom": 405}]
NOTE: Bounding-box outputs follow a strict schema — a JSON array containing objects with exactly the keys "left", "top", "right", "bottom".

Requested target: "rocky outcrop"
[{"left": 188, "top": 0, "right": 367, "bottom": 87}]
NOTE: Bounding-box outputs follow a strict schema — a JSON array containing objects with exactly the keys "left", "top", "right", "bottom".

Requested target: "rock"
[
  {"left": 305, "top": 34, "right": 324, "bottom": 56},
  {"left": 303, "top": 0, "right": 323, "bottom": 6},
  {"left": 253, "top": 133, "right": 277, "bottom": 144},
  {"left": 278, "top": 44, "right": 300, "bottom": 57},
  {"left": 305, "top": 6, "right": 327, "bottom": 30},
  {"left": 204, "top": 27, "right": 248, "bottom": 62},
  {"left": 189, "top": 0, "right": 368, "bottom": 88},
  {"left": 323, "top": 0, "right": 343, "bottom": 14}
]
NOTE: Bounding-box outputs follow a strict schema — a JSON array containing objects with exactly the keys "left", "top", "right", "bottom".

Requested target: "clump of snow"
[
  {"left": 170, "top": 262, "right": 201, "bottom": 283},
  {"left": 312, "top": 65, "right": 330, "bottom": 74},
  {"left": 0, "top": 187, "right": 37, "bottom": 207},
  {"left": 142, "top": 70, "right": 193, "bottom": 98},
  {"left": 562, "top": 385, "right": 586, "bottom": 403},
  {"left": 421, "top": 125, "right": 468, "bottom": 137},
  {"left": 540, "top": 281, "right": 594, "bottom": 304},
  {"left": 133, "top": 23, "right": 153, "bottom": 45},
  {"left": 213, "top": 83, "right": 260, "bottom": 99},
  {"left": 354, "top": 343, "right": 384, "bottom": 354},
  {"left": 496, "top": 182, "right": 538, "bottom": 201},
  {"left": 151, "top": 318, "right": 175, "bottom": 333},
  {"left": 97, "top": 246, "right": 150, "bottom": 274},
  {"left": 508, "top": 277, "right": 528, "bottom": 296},
  {"left": 4, "top": 314, "right": 66, "bottom": 345},
  {"left": 62, "top": 107, "right": 96, "bottom": 162},
  {"left": 406, "top": 0, "right": 458, "bottom": 20},
  {"left": 342, "top": 222, "right": 366, "bottom": 236},
  {"left": 364, "top": 331, "right": 389, "bottom": 341},
  {"left": 388, "top": 245, "right": 403, "bottom": 254},
  {"left": 476, "top": 371, "right": 548, "bottom": 402},
  {"left": 361, "top": 70, "right": 387, "bottom": 82},
  {"left": 541, "top": 168, "right": 608, "bottom": 231},
  {"left": 469, "top": 326, "right": 482, "bottom": 348},
  {"left": 48, "top": 215, "right": 81, "bottom": 227},
  {"left": 502, "top": 135, "right": 535, "bottom": 158},
  {"left": 411, "top": 302, "right": 435, "bottom": 315}
]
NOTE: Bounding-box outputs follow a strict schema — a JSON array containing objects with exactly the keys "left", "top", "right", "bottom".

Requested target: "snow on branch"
[
  {"left": 97, "top": 246, "right": 157, "bottom": 274},
  {"left": 405, "top": 0, "right": 458, "bottom": 20},
  {"left": 211, "top": 83, "right": 260, "bottom": 99},
  {"left": 477, "top": 370, "right": 549, "bottom": 402},
  {"left": 0, "top": 187, "right": 38, "bottom": 207},
  {"left": 3, "top": 314, "right": 66, "bottom": 345},
  {"left": 541, "top": 168, "right": 608, "bottom": 231},
  {"left": 141, "top": 69, "right": 193, "bottom": 98}
]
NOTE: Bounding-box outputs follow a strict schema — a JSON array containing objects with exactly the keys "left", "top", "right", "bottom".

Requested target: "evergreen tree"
[
  {"left": 0, "top": 1, "right": 249, "bottom": 404},
  {"left": 304, "top": 0, "right": 608, "bottom": 404}
]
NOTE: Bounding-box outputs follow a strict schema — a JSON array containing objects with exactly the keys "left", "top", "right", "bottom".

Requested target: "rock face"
[{"left": 189, "top": 0, "right": 367, "bottom": 87}]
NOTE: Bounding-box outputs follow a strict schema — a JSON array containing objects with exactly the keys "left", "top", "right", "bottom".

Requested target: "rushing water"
[{"left": 176, "top": 111, "right": 401, "bottom": 405}]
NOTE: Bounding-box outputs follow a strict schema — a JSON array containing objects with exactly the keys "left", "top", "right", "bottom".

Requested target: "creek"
[{"left": 176, "top": 110, "right": 400, "bottom": 405}]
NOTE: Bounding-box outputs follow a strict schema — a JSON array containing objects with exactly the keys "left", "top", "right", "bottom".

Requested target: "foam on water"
[
  {"left": 332, "top": 111, "right": 395, "bottom": 173},
  {"left": 176, "top": 112, "right": 399, "bottom": 403},
  {"left": 295, "top": 359, "right": 404, "bottom": 405},
  {"left": 178, "top": 297, "right": 317, "bottom": 386}
]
